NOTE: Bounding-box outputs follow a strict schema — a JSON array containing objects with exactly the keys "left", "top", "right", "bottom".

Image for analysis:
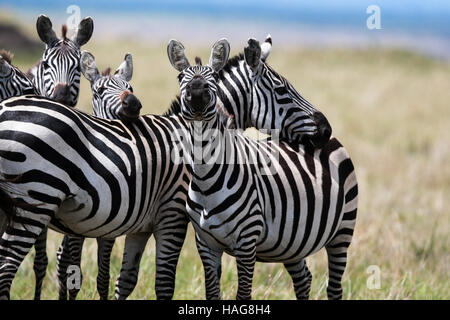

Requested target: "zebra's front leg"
[
  {"left": 195, "top": 234, "right": 223, "bottom": 300},
  {"left": 96, "top": 238, "right": 115, "bottom": 300},
  {"left": 284, "top": 259, "right": 312, "bottom": 300},
  {"left": 0, "top": 214, "right": 51, "bottom": 300},
  {"left": 234, "top": 246, "right": 257, "bottom": 300},
  {"left": 114, "top": 232, "right": 151, "bottom": 300},
  {"left": 154, "top": 220, "right": 188, "bottom": 300},
  {"left": 33, "top": 227, "right": 48, "bottom": 300}
]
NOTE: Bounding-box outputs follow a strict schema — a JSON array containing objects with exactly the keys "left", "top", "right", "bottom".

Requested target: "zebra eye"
[
  {"left": 97, "top": 87, "right": 106, "bottom": 95},
  {"left": 42, "top": 61, "right": 50, "bottom": 69},
  {"left": 177, "top": 73, "right": 184, "bottom": 82},
  {"left": 274, "top": 86, "right": 288, "bottom": 96}
]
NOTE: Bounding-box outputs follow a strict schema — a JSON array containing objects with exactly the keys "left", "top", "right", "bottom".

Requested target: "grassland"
[{"left": 6, "top": 36, "right": 450, "bottom": 299}]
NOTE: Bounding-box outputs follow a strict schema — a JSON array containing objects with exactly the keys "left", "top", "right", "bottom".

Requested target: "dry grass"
[{"left": 7, "top": 39, "right": 450, "bottom": 300}]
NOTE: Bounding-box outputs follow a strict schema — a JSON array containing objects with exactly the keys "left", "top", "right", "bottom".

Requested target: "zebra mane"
[
  {"left": 102, "top": 67, "right": 111, "bottom": 76},
  {"left": 0, "top": 50, "right": 14, "bottom": 64},
  {"left": 220, "top": 52, "right": 244, "bottom": 75},
  {"left": 61, "top": 25, "right": 68, "bottom": 39},
  {"left": 164, "top": 95, "right": 182, "bottom": 116}
]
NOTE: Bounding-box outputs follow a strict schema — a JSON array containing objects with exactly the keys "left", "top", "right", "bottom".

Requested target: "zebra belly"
[
  {"left": 253, "top": 143, "right": 347, "bottom": 262},
  {"left": 190, "top": 209, "right": 238, "bottom": 252}
]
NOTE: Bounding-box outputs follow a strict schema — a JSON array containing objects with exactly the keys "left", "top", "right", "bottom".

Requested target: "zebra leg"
[
  {"left": 284, "top": 259, "right": 312, "bottom": 300},
  {"left": 325, "top": 229, "right": 354, "bottom": 300},
  {"left": 56, "top": 235, "right": 71, "bottom": 300},
  {"left": 96, "top": 238, "right": 115, "bottom": 300},
  {"left": 33, "top": 227, "right": 48, "bottom": 300},
  {"left": 154, "top": 220, "right": 188, "bottom": 300},
  {"left": 0, "top": 214, "right": 51, "bottom": 300},
  {"left": 114, "top": 232, "right": 151, "bottom": 300},
  {"left": 234, "top": 246, "right": 257, "bottom": 300},
  {"left": 195, "top": 234, "right": 223, "bottom": 300},
  {"left": 67, "top": 236, "right": 85, "bottom": 300},
  {"left": 57, "top": 235, "right": 85, "bottom": 300}
]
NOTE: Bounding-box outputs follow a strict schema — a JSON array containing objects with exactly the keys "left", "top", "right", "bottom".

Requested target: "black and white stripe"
[
  {"left": 169, "top": 38, "right": 358, "bottom": 300},
  {"left": 218, "top": 36, "right": 331, "bottom": 148},
  {"left": 0, "top": 94, "right": 190, "bottom": 300},
  {"left": 55, "top": 52, "right": 142, "bottom": 300},
  {"left": 0, "top": 52, "right": 36, "bottom": 101},
  {"left": 17, "top": 15, "right": 94, "bottom": 300}
]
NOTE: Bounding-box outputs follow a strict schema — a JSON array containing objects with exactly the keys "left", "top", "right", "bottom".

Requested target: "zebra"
[
  {"left": 0, "top": 50, "right": 37, "bottom": 101},
  {"left": 27, "top": 14, "right": 93, "bottom": 107},
  {"left": 0, "top": 50, "right": 54, "bottom": 299},
  {"left": 0, "top": 91, "right": 192, "bottom": 299},
  {"left": 0, "top": 49, "right": 36, "bottom": 239},
  {"left": 18, "top": 14, "right": 94, "bottom": 300},
  {"left": 166, "top": 35, "right": 331, "bottom": 148},
  {"left": 167, "top": 38, "right": 358, "bottom": 299},
  {"left": 104, "top": 36, "right": 337, "bottom": 299},
  {"left": 55, "top": 51, "right": 142, "bottom": 300}
]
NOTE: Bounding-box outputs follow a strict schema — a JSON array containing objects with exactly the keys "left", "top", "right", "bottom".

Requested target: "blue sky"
[
  {"left": 1, "top": 0, "right": 450, "bottom": 58},
  {"left": 2, "top": 0, "right": 450, "bottom": 35}
]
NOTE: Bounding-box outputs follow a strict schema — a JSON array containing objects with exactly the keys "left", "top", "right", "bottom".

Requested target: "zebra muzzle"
[
  {"left": 309, "top": 111, "right": 332, "bottom": 148},
  {"left": 186, "top": 78, "right": 211, "bottom": 113},
  {"left": 52, "top": 83, "right": 73, "bottom": 106},
  {"left": 119, "top": 92, "right": 142, "bottom": 121}
]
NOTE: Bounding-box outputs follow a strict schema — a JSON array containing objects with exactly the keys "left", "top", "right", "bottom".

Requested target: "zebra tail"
[
  {"left": 0, "top": 180, "right": 35, "bottom": 230},
  {"left": 0, "top": 182, "right": 20, "bottom": 228}
]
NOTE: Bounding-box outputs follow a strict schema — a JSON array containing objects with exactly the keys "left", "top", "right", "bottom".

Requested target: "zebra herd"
[{"left": 0, "top": 14, "right": 358, "bottom": 300}]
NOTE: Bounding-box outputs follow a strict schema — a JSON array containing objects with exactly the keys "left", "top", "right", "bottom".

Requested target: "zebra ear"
[
  {"left": 73, "top": 17, "right": 94, "bottom": 47},
  {"left": 80, "top": 51, "right": 100, "bottom": 83},
  {"left": 36, "top": 15, "right": 58, "bottom": 46},
  {"left": 115, "top": 53, "right": 133, "bottom": 82},
  {"left": 0, "top": 55, "right": 12, "bottom": 76},
  {"left": 167, "top": 39, "right": 190, "bottom": 72},
  {"left": 260, "top": 34, "right": 272, "bottom": 62},
  {"left": 244, "top": 38, "right": 261, "bottom": 71},
  {"left": 208, "top": 38, "right": 230, "bottom": 72}
]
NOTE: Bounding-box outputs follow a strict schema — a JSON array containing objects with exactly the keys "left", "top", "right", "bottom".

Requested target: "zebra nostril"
[
  {"left": 322, "top": 126, "right": 331, "bottom": 139},
  {"left": 52, "top": 83, "right": 72, "bottom": 105},
  {"left": 122, "top": 94, "right": 142, "bottom": 117}
]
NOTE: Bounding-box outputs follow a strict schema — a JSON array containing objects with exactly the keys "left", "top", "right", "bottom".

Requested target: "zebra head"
[
  {"left": 244, "top": 35, "right": 332, "bottom": 148},
  {"left": 80, "top": 51, "right": 142, "bottom": 121},
  {"left": 167, "top": 39, "right": 230, "bottom": 121},
  {"left": 34, "top": 14, "right": 94, "bottom": 107},
  {"left": 0, "top": 50, "right": 36, "bottom": 102}
]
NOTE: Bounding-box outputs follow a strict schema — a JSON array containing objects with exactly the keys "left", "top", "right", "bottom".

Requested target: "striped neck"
[
  {"left": 217, "top": 56, "right": 252, "bottom": 130},
  {"left": 186, "top": 112, "right": 233, "bottom": 180}
]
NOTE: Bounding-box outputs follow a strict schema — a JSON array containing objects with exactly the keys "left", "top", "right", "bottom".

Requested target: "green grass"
[{"left": 6, "top": 36, "right": 450, "bottom": 300}]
